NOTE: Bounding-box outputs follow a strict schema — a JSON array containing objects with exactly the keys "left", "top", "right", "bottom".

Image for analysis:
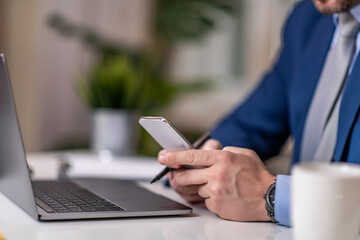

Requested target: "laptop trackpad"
[{"left": 72, "top": 178, "right": 190, "bottom": 212}]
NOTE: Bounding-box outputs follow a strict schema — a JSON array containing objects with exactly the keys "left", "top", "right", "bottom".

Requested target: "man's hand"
[
  {"left": 159, "top": 139, "right": 222, "bottom": 203},
  {"left": 158, "top": 146, "right": 276, "bottom": 222}
]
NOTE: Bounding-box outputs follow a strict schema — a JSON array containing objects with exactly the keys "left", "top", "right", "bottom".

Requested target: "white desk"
[{"left": 0, "top": 152, "right": 301, "bottom": 240}]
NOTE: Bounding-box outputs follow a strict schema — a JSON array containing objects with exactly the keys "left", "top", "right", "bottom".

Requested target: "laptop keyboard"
[{"left": 33, "top": 181, "right": 125, "bottom": 214}]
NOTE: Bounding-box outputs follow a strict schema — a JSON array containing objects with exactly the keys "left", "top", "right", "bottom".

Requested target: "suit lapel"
[{"left": 334, "top": 55, "right": 360, "bottom": 161}]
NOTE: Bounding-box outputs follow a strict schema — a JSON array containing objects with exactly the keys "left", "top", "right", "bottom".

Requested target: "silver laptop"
[{"left": 0, "top": 54, "right": 192, "bottom": 221}]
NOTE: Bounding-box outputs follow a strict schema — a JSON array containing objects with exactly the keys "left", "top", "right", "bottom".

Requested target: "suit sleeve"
[
  {"left": 211, "top": 38, "right": 291, "bottom": 160},
  {"left": 210, "top": 0, "right": 315, "bottom": 160}
]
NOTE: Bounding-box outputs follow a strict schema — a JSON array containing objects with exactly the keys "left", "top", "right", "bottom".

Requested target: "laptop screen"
[{"left": 0, "top": 54, "right": 38, "bottom": 219}]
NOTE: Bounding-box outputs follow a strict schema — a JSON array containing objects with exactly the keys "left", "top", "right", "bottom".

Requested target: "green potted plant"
[
  {"left": 78, "top": 56, "right": 141, "bottom": 155},
  {"left": 79, "top": 55, "right": 203, "bottom": 155}
]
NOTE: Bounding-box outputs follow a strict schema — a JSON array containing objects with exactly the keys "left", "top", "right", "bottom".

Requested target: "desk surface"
[
  {"left": 0, "top": 152, "right": 338, "bottom": 240},
  {"left": 0, "top": 185, "right": 292, "bottom": 240}
]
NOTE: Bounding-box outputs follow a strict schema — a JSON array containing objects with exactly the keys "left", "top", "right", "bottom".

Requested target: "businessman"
[{"left": 158, "top": 0, "right": 360, "bottom": 226}]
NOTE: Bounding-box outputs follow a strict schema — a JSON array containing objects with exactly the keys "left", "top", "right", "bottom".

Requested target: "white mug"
[{"left": 291, "top": 163, "right": 360, "bottom": 240}]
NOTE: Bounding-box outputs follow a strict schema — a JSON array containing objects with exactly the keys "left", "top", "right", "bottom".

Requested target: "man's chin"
[
  {"left": 312, "top": 0, "right": 360, "bottom": 14},
  {"left": 314, "top": 4, "right": 341, "bottom": 14}
]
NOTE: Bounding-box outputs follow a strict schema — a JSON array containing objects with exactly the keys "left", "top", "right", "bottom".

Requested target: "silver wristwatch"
[{"left": 263, "top": 179, "right": 277, "bottom": 223}]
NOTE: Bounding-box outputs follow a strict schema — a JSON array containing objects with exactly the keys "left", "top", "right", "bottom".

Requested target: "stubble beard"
[{"left": 313, "top": 0, "right": 360, "bottom": 14}]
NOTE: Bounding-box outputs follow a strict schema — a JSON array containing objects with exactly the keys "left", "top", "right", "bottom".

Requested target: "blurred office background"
[{"left": 0, "top": 0, "right": 299, "bottom": 160}]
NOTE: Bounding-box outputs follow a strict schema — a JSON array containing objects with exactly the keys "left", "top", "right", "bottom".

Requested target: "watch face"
[
  {"left": 265, "top": 182, "right": 276, "bottom": 212},
  {"left": 269, "top": 187, "right": 276, "bottom": 207}
]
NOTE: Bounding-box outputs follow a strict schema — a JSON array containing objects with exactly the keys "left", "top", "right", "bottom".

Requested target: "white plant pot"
[{"left": 90, "top": 109, "right": 138, "bottom": 156}]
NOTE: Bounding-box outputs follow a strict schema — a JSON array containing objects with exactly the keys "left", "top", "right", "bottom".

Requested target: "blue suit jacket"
[{"left": 212, "top": 0, "right": 360, "bottom": 166}]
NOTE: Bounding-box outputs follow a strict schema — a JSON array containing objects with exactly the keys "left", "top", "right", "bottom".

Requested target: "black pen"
[{"left": 150, "top": 132, "right": 211, "bottom": 184}]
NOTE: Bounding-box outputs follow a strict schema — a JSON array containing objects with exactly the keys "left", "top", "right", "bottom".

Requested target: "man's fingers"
[
  {"left": 159, "top": 150, "right": 218, "bottom": 167},
  {"left": 200, "top": 139, "right": 223, "bottom": 150},
  {"left": 158, "top": 150, "right": 181, "bottom": 169},
  {"left": 198, "top": 184, "right": 210, "bottom": 199},
  {"left": 173, "top": 185, "right": 200, "bottom": 195},
  {"left": 180, "top": 194, "right": 205, "bottom": 203},
  {"left": 172, "top": 169, "right": 208, "bottom": 186},
  {"left": 169, "top": 176, "right": 200, "bottom": 195},
  {"left": 223, "top": 147, "right": 258, "bottom": 159}
]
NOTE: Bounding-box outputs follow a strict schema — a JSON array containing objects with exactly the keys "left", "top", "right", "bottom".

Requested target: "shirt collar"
[
  {"left": 333, "top": 4, "right": 360, "bottom": 26},
  {"left": 350, "top": 4, "right": 360, "bottom": 23}
]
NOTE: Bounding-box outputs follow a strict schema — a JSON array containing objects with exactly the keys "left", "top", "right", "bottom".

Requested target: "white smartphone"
[{"left": 139, "top": 116, "right": 195, "bottom": 151}]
